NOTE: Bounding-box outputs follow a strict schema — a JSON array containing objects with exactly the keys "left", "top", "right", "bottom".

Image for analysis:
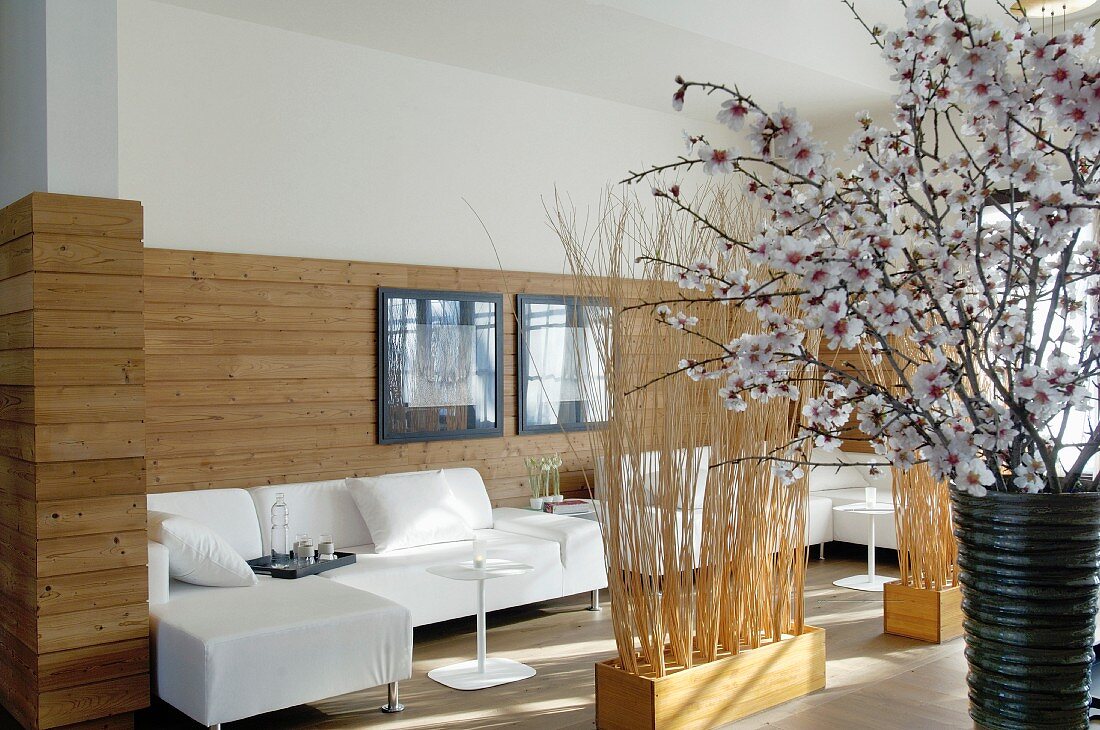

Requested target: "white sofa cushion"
[
  {"left": 249, "top": 479, "right": 371, "bottom": 554},
  {"left": 323, "top": 528, "right": 563, "bottom": 626},
  {"left": 149, "top": 511, "right": 258, "bottom": 587},
  {"left": 346, "top": 470, "right": 474, "bottom": 552},
  {"left": 148, "top": 488, "right": 264, "bottom": 560},
  {"left": 150, "top": 575, "right": 411, "bottom": 727}
]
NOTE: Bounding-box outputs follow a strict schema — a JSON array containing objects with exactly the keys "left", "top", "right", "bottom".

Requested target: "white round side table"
[
  {"left": 831, "top": 502, "right": 895, "bottom": 592},
  {"left": 425, "top": 559, "right": 535, "bottom": 690}
]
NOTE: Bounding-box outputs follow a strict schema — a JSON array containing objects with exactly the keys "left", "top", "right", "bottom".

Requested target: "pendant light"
[{"left": 1011, "top": 1, "right": 1100, "bottom": 33}]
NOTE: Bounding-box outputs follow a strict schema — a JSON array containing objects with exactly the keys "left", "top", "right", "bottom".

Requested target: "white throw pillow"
[
  {"left": 346, "top": 471, "right": 474, "bottom": 553},
  {"left": 148, "top": 510, "right": 258, "bottom": 587}
]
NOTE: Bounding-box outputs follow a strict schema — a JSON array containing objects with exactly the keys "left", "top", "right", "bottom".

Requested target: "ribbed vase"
[{"left": 952, "top": 490, "right": 1100, "bottom": 730}]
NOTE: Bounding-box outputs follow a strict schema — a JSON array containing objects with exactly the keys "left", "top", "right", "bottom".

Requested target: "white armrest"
[
  {"left": 491, "top": 507, "right": 602, "bottom": 570},
  {"left": 148, "top": 540, "right": 170, "bottom": 605}
]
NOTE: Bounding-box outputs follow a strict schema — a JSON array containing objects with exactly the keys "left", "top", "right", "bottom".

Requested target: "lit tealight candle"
[
  {"left": 472, "top": 538, "right": 486, "bottom": 569},
  {"left": 865, "top": 486, "right": 877, "bottom": 508}
]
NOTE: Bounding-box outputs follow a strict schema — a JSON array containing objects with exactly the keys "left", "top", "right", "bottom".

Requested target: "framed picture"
[
  {"left": 378, "top": 287, "right": 504, "bottom": 444},
  {"left": 517, "top": 293, "right": 610, "bottom": 434}
]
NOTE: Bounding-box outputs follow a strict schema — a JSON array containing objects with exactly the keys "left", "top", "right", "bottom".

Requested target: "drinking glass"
[
  {"left": 318, "top": 533, "right": 336, "bottom": 560},
  {"left": 296, "top": 534, "right": 314, "bottom": 564}
]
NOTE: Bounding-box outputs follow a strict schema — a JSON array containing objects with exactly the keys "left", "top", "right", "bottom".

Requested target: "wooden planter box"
[
  {"left": 594, "top": 626, "right": 825, "bottom": 730},
  {"left": 883, "top": 581, "right": 963, "bottom": 643}
]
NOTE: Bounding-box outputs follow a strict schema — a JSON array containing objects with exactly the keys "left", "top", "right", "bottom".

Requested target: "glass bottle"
[{"left": 270, "top": 493, "right": 290, "bottom": 567}]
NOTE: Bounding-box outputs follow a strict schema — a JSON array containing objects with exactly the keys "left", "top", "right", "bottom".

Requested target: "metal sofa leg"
[
  {"left": 819, "top": 542, "right": 825, "bottom": 560},
  {"left": 588, "top": 588, "right": 601, "bottom": 611},
  {"left": 380, "top": 680, "right": 405, "bottom": 713},
  {"left": 208, "top": 725, "right": 221, "bottom": 730}
]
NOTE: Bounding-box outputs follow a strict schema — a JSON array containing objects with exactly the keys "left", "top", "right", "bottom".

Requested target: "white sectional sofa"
[
  {"left": 808, "top": 449, "right": 896, "bottom": 550},
  {"left": 248, "top": 468, "right": 606, "bottom": 626},
  {"left": 594, "top": 446, "right": 891, "bottom": 559},
  {"left": 147, "top": 467, "right": 607, "bottom": 729}
]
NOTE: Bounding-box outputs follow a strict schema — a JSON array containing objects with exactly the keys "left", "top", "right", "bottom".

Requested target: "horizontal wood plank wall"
[
  {"left": 0, "top": 193, "right": 148, "bottom": 730},
  {"left": 0, "top": 195, "right": 36, "bottom": 729},
  {"left": 144, "top": 249, "right": 596, "bottom": 505}
]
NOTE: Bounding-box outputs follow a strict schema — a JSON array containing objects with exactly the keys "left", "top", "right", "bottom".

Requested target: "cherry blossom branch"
[{"left": 841, "top": 0, "right": 887, "bottom": 49}]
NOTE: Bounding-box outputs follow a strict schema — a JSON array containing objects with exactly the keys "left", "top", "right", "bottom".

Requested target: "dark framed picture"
[
  {"left": 517, "top": 293, "right": 610, "bottom": 435},
  {"left": 378, "top": 287, "right": 504, "bottom": 444}
]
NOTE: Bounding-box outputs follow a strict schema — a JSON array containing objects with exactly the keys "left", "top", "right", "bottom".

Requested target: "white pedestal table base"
[
  {"left": 425, "top": 559, "right": 537, "bottom": 691},
  {"left": 831, "top": 501, "right": 895, "bottom": 594},
  {"left": 427, "top": 658, "right": 536, "bottom": 690},
  {"left": 832, "top": 574, "right": 894, "bottom": 592}
]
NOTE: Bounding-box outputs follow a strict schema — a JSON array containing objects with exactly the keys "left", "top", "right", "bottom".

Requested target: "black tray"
[{"left": 248, "top": 551, "right": 356, "bottom": 579}]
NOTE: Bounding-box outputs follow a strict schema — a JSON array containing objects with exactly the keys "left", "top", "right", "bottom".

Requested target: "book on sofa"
[{"left": 543, "top": 499, "right": 592, "bottom": 515}]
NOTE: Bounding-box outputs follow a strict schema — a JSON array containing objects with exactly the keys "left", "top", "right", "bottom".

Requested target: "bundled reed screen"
[
  {"left": 860, "top": 338, "right": 958, "bottom": 591},
  {"left": 555, "top": 190, "right": 817, "bottom": 677},
  {"left": 894, "top": 463, "right": 957, "bottom": 590}
]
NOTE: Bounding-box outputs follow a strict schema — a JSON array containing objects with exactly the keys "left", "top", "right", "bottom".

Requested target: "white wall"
[
  {"left": 0, "top": 0, "right": 47, "bottom": 208},
  {"left": 0, "top": 0, "right": 118, "bottom": 208},
  {"left": 116, "top": 0, "right": 728, "bottom": 274},
  {"left": 44, "top": 0, "right": 119, "bottom": 199}
]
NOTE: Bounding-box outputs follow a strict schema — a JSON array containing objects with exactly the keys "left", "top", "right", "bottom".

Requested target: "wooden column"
[{"left": 0, "top": 193, "right": 148, "bottom": 729}]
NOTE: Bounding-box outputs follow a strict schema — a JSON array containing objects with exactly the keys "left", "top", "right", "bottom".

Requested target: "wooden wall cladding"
[
  {"left": 821, "top": 344, "right": 877, "bottom": 455},
  {"left": 0, "top": 193, "right": 148, "bottom": 730},
  {"left": 144, "top": 249, "right": 599, "bottom": 505}
]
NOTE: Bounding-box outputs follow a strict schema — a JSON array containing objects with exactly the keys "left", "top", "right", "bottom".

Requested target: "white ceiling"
[{"left": 151, "top": 0, "right": 1100, "bottom": 144}]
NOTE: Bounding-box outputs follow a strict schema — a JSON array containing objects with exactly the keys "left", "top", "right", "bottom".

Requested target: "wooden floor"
[{"left": 130, "top": 547, "right": 972, "bottom": 730}]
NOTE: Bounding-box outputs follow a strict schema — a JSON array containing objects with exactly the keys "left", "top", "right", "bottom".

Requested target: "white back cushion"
[
  {"left": 249, "top": 480, "right": 371, "bottom": 553},
  {"left": 344, "top": 468, "right": 492, "bottom": 532},
  {"left": 808, "top": 448, "right": 860, "bottom": 492},
  {"left": 437, "top": 468, "right": 494, "bottom": 529},
  {"left": 346, "top": 470, "right": 475, "bottom": 552},
  {"left": 339, "top": 468, "right": 492, "bottom": 531},
  {"left": 687, "top": 446, "right": 710, "bottom": 510},
  {"left": 148, "top": 540, "right": 170, "bottom": 605},
  {"left": 597, "top": 447, "right": 710, "bottom": 510},
  {"left": 147, "top": 488, "right": 264, "bottom": 560},
  {"left": 807, "top": 448, "right": 893, "bottom": 492}
]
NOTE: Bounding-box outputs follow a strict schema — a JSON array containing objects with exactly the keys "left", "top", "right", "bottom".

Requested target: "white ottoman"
[{"left": 151, "top": 575, "right": 412, "bottom": 729}]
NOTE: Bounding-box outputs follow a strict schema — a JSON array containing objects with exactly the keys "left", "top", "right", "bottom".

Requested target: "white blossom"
[
  {"left": 697, "top": 143, "right": 735, "bottom": 175},
  {"left": 646, "top": 2, "right": 1100, "bottom": 494}
]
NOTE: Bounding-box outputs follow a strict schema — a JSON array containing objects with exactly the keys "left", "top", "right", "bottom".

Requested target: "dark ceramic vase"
[{"left": 952, "top": 490, "right": 1100, "bottom": 729}]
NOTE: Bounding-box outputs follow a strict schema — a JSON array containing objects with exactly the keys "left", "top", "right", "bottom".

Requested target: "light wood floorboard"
[{"left": 122, "top": 550, "right": 974, "bottom": 730}]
